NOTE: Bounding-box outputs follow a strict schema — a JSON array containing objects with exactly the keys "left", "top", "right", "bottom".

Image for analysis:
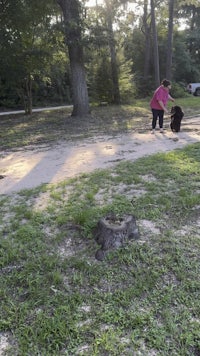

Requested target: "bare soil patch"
[{"left": 0, "top": 116, "right": 200, "bottom": 194}]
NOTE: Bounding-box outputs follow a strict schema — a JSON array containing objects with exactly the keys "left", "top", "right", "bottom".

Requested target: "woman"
[{"left": 150, "top": 79, "right": 174, "bottom": 134}]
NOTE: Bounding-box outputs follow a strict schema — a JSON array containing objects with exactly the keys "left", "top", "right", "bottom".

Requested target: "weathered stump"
[{"left": 94, "top": 213, "right": 139, "bottom": 260}]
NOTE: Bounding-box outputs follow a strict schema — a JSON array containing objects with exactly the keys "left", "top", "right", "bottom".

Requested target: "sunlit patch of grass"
[
  {"left": 1, "top": 97, "right": 200, "bottom": 150},
  {"left": 0, "top": 143, "right": 200, "bottom": 355},
  {"left": 177, "top": 96, "right": 200, "bottom": 113}
]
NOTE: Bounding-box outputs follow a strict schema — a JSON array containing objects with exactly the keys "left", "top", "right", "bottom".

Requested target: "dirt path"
[
  {"left": 0, "top": 117, "right": 200, "bottom": 195},
  {"left": 0, "top": 105, "right": 72, "bottom": 116}
]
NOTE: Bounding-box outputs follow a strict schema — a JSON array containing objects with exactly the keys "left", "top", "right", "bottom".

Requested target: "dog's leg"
[{"left": 170, "top": 120, "right": 174, "bottom": 132}]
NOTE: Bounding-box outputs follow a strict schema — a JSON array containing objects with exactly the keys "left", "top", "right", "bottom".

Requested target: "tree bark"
[
  {"left": 166, "top": 0, "right": 175, "bottom": 80},
  {"left": 105, "top": 0, "right": 120, "bottom": 104},
  {"left": 94, "top": 213, "right": 139, "bottom": 260},
  {"left": 22, "top": 75, "right": 32, "bottom": 115},
  {"left": 57, "top": 0, "right": 90, "bottom": 116},
  {"left": 143, "top": 0, "right": 151, "bottom": 80},
  {"left": 151, "top": 0, "right": 160, "bottom": 87}
]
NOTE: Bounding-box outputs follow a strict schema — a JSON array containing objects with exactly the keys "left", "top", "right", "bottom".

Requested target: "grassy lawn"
[
  {"left": 0, "top": 95, "right": 200, "bottom": 151},
  {"left": 0, "top": 97, "right": 200, "bottom": 355}
]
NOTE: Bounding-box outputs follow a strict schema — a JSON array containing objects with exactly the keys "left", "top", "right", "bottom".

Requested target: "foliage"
[
  {"left": 0, "top": 0, "right": 69, "bottom": 110},
  {"left": 93, "top": 52, "right": 114, "bottom": 103},
  {"left": 170, "top": 82, "right": 188, "bottom": 98},
  {"left": 118, "top": 59, "right": 136, "bottom": 103},
  {"left": 1, "top": 0, "right": 200, "bottom": 108}
]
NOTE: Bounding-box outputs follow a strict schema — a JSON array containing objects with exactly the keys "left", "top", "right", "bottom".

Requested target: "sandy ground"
[{"left": 0, "top": 117, "right": 200, "bottom": 195}]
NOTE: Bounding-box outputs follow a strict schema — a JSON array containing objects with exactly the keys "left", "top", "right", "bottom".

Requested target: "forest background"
[{"left": 0, "top": 0, "right": 200, "bottom": 116}]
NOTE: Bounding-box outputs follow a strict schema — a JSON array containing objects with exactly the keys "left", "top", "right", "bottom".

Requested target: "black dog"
[{"left": 170, "top": 106, "right": 184, "bottom": 132}]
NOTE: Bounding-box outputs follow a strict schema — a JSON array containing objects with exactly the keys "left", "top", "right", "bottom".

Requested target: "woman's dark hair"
[{"left": 161, "top": 79, "right": 171, "bottom": 87}]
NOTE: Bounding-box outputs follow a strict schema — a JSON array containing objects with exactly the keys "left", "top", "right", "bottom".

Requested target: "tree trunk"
[
  {"left": 143, "top": 0, "right": 151, "bottom": 80},
  {"left": 166, "top": 0, "right": 174, "bottom": 80},
  {"left": 94, "top": 213, "right": 139, "bottom": 260},
  {"left": 151, "top": 0, "right": 160, "bottom": 87},
  {"left": 57, "top": 0, "right": 90, "bottom": 116},
  {"left": 26, "top": 75, "right": 32, "bottom": 115},
  {"left": 105, "top": 0, "right": 120, "bottom": 104},
  {"left": 22, "top": 75, "right": 32, "bottom": 115},
  {"left": 68, "top": 43, "right": 90, "bottom": 116}
]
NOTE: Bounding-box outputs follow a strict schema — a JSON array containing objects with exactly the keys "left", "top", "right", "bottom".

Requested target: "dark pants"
[{"left": 151, "top": 109, "right": 164, "bottom": 129}]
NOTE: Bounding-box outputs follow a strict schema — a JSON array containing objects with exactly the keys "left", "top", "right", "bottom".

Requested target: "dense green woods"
[{"left": 0, "top": 0, "right": 200, "bottom": 115}]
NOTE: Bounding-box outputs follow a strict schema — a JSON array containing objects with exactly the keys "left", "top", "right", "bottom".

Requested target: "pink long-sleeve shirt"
[{"left": 150, "top": 85, "right": 170, "bottom": 110}]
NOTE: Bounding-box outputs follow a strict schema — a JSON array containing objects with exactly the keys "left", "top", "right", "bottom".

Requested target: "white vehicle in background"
[{"left": 187, "top": 83, "right": 200, "bottom": 96}]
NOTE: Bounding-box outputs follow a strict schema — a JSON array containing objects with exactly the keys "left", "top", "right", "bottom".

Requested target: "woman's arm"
[
  {"left": 158, "top": 100, "right": 168, "bottom": 113},
  {"left": 168, "top": 94, "right": 175, "bottom": 102}
]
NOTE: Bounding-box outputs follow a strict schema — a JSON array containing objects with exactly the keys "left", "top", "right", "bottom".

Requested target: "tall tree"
[
  {"left": 0, "top": 0, "right": 58, "bottom": 114},
  {"left": 178, "top": 1, "right": 200, "bottom": 80},
  {"left": 151, "top": 0, "right": 160, "bottom": 86},
  {"left": 104, "top": 0, "right": 121, "bottom": 104},
  {"left": 166, "top": 0, "right": 175, "bottom": 80},
  {"left": 57, "top": 0, "right": 90, "bottom": 116},
  {"left": 142, "top": 0, "right": 151, "bottom": 80}
]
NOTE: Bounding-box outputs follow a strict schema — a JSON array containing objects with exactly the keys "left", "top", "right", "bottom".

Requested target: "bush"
[{"left": 171, "top": 82, "right": 188, "bottom": 98}]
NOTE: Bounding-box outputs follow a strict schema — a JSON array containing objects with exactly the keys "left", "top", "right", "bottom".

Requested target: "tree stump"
[{"left": 94, "top": 213, "right": 139, "bottom": 260}]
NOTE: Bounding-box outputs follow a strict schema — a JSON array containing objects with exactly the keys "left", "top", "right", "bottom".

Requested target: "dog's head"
[{"left": 171, "top": 106, "right": 184, "bottom": 116}]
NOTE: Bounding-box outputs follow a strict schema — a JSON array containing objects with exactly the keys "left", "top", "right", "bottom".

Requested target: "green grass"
[
  {"left": 0, "top": 96, "right": 200, "bottom": 150},
  {"left": 0, "top": 140, "right": 200, "bottom": 355}
]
